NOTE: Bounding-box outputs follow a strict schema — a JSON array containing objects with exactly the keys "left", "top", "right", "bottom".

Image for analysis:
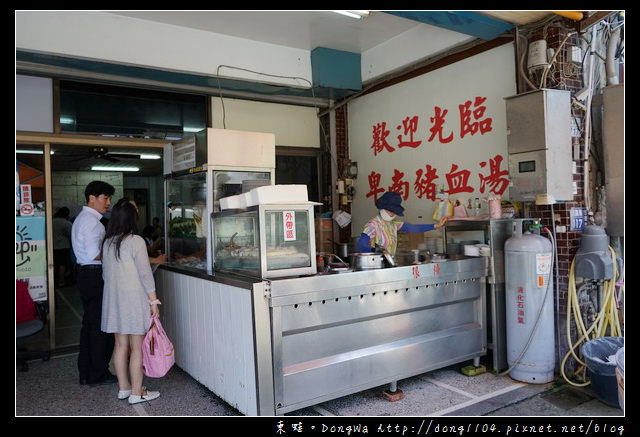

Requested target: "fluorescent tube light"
[
  {"left": 92, "top": 166, "right": 139, "bottom": 172},
  {"left": 17, "top": 150, "right": 54, "bottom": 155},
  {"left": 183, "top": 126, "right": 205, "bottom": 133},
  {"left": 333, "top": 10, "right": 370, "bottom": 19}
]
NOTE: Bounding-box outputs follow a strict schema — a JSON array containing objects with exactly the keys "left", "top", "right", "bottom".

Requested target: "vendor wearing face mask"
[{"left": 355, "top": 191, "right": 449, "bottom": 255}]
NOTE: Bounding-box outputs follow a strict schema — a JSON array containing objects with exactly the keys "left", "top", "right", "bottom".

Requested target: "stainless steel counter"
[
  {"left": 157, "top": 256, "right": 488, "bottom": 415},
  {"left": 266, "top": 256, "right": 488, "bottom": 414}
]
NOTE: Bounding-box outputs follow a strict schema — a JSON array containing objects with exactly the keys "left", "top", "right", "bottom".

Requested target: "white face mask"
[{"left": 380, "top": 209, "right": 396, "bottom": 221}]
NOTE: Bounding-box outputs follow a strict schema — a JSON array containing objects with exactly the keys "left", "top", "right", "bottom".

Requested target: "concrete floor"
[
  {"left": 15, "top": 349, "right": 625, "bottom": 434},
  {"left": 16, "top": 280, "right": 626, "bottom": 431}
]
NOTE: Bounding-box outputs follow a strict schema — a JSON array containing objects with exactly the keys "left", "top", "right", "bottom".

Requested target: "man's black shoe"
[{"left": 88, "top": 373, "right": 117, "bottom": 386}]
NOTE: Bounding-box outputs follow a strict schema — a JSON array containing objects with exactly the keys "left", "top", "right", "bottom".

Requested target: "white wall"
[
  {"left": 348, "top": 44, "right": 516, "bottom": 233},
  {"left": 16, "top": 11, "right": 478, "bottom": 89},
  {"left": 15, "top": 11, "right": 311, "bottom": 89},
  {"left": 361, "top": 24, "right": 472, "bottom": 83},
  {"left": 211, "top": 97, "right": 320, "bottom": 148},
  {"left": 16, "top": 75, "right": 53, "bottom": 133}
]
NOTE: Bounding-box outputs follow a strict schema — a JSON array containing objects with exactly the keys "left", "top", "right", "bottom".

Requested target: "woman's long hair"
[{"left": 101, "top": 198, "right": 138, "bottom": 260}]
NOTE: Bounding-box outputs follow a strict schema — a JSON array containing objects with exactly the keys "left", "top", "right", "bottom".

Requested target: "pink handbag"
[{"left": 142, "top": 317, "right": 175, "bottom": 378}]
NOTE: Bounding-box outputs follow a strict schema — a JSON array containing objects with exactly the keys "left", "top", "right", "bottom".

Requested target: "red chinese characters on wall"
[
  {"left": 414, "top": 164, "right": 438, "bottom": 201},
  {"left": 428, "top": 106, "right": 453, "bottom": 144},
  {"left": 371, "top": 122, "right": 394, "bottom": 155},
  {"left": 459, "top": 96, "right": 493, "bottom": 138},
  {"left": 365, "top": 96, "right": 506, "bottom": 202},
  {"left": 371, "top": 96, "right": 493, "bottom": 156},
  {"left": 479, "top": 155, "right": 509, "bottom": 196},
  {"left": 365, "top": 154, "right": 508, "bottom": 202},
  {"left": 397, "top": 116, "right": 422, "bottom": 149}
]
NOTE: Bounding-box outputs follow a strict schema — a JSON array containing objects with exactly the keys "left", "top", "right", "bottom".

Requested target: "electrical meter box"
[{"left": 505, "top": 89, "right": 573, "bottom": 202}]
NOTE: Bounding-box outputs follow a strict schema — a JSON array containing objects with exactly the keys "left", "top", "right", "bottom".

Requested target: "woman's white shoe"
[
  {"left": 128, "top": 390, "right": 160, "bottom": 404},
  {"left": 118, "top": 386, "right": 144, "bottom": 400}
]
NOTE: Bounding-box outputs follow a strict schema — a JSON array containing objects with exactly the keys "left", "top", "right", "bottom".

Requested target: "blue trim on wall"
[
  {"left": 16, "top": 50, "right": 357, "bottom": 101},
  {"left": 383, "top": 11, "right": 514, "bottom": 40},
  {"left": 311, "top": 47, "right": 362, "bottom": 91}
]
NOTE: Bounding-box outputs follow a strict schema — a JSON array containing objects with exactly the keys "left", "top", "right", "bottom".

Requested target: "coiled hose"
[{"left": 561, "top": 246, "right": 624, "bottom": 386}]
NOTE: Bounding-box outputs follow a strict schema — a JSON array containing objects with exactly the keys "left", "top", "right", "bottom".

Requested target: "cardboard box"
[{"left": 315, "top": 218, "right": 333, "bottom": 253}]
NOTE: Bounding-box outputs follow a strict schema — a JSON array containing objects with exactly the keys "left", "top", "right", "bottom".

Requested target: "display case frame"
[
  {"left": 165, "top": 169, "right": 209, "bottom": 273},
  {"left": 165, "top": 166, "right": 274, "bottom": 275},
  {"left": 212, "top": 203, "right": 318, "bottom": 279}
]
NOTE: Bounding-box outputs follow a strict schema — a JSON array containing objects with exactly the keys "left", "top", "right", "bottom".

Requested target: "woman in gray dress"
[{"left": 101, "top": 198, "right": 161, "bottom": 405}]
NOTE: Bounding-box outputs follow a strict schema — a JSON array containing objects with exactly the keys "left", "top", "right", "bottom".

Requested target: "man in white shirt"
[{"left": 71, "top": 180, "right": 116, "bottom": 386}]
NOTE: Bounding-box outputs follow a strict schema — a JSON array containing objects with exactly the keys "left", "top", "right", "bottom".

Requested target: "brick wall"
[
  {"left": 334, "top": 105, "right": 352, "bottom": 243},
  {"left": 527, "top": 24, "right": 589, "bottom": 374}
]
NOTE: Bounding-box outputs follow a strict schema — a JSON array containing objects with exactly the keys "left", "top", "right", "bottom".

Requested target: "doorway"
[
  {"left": 17, "top": 133, "right": 167, "bottom": 352},
  {"left": 275, "top": 146, "right": 325, "bottom": 211},
  {"left": 16, "top": 145, "right": 51, "bottom": 353}
]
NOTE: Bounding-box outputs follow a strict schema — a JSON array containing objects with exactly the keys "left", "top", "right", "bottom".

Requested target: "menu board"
[
  {"left": 172, "top": 135, "right": 197, "bottom": 172},
  {"left": 171, "top": 131, "right": 207, "bottom": 173}
]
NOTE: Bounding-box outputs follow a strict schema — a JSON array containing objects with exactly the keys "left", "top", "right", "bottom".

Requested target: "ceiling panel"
[
  {"left": 108, "top": 10, "right": 426, "bottom": 53},
  {"left": 108, "top": 10, "right": 557, "bottom": 53}
]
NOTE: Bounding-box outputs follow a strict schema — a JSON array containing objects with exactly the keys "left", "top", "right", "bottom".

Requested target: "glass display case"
[
  {"left": 164, "top": 127, "right": 276, "bottom": 275},
  {"left": 212, "top": 170, "right": 271, "bottom": 212},
  {"left": 212, "top": 203, "right": 317, "bottom": 278},
  {"left": 166, "top": 169, "right": 272, "bottom": 274},
  {"left": 166, "top": 171, "right": 209, "bottom": 272}
]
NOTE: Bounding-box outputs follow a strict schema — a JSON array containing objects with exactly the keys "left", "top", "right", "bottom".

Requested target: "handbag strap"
[{"left": 149, "top": 319, "right": 156, "bottom": 355}]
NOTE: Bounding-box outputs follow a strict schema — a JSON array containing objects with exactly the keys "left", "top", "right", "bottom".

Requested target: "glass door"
[{"left": 16, "top": 144, "right": 53, "bottom": 351}]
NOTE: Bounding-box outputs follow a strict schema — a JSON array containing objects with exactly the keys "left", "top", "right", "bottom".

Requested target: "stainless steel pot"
[
  {"left": 334, "top": 242, "right": 351, "bottom": 258},
  {"left": 350, "top": 253, "right": 384, "bottom": 270},
  {"left": 430, "top": 253, "right": 448, "bottom": 262}
]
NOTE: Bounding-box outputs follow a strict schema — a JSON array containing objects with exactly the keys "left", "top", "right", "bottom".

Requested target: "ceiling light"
[
  {"left": 183, "top": 126, "right": 205, "bottom": 133},
  {"left": 16, "top": 149, "right": 54, "bottom": 155},
  {"left": 112, "top": 152, "right": 161, "bottom": 160},
  {"left": 333, "top": 11, "right": 370, "bottom": 19},
  {"left": 92, "top": 165, "right": 139, "bottom": 172}
]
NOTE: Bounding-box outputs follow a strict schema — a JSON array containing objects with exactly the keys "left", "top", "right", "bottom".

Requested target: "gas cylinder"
[{"left": 505, "top": 223, "right": 555, "bottom": 383}]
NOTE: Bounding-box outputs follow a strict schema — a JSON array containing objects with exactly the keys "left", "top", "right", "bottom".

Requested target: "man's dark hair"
[
  {"left": 84, "top": 180, "right": 115, "bottom": 203},
  {"left": 54, "top": 206, "right": 70, "bottom": 218}
]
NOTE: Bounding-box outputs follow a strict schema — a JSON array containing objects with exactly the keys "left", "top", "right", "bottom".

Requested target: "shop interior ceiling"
[
  {"left": 18, "top": 10, "right": 566, "bottom": 102},
  {"left": 17, "top": 11, "right": 604, "bottom": 177}
]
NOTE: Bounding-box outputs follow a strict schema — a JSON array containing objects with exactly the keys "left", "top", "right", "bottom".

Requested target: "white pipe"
[
  {"left": 606, "top": 26, "right": 621, "bottom": 85},
  {"left": 583, "top": 27, "right": 597, "bottom": 213}
]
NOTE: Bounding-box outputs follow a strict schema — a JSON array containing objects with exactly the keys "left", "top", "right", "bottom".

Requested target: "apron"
[{"left": 362, "top": 215, "right": 403, "bottom": 255}]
